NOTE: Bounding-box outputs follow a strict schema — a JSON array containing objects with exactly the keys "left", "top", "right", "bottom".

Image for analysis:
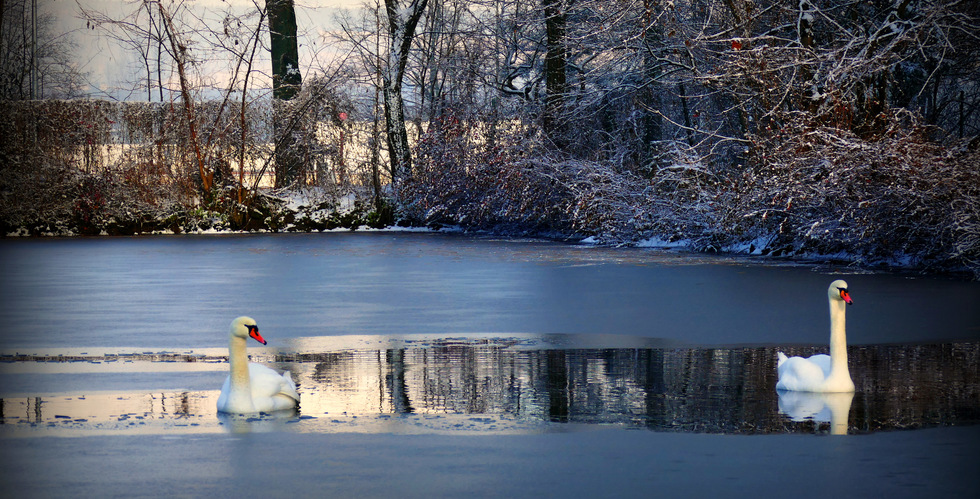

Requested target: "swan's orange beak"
[
  {"left": 247, "top": 325, "right": 267, "bottom": 345},
  {"left": 840, "top": 288, "right": 853, "bottom": 305}
]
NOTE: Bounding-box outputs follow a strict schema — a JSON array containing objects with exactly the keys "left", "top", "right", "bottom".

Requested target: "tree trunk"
[
  {"left": 382, "top": 73, "right": 411, "bottom": 180},
  {"left": 382, "top": 0, "right": 428, "bottom": 181},
  {"left": 798, "top": 0, "right": 818, "bottom": 113},
  {"left": 542, "top": 0, "right": 566, "bottom": 147},
  {"left": 639, "top": 0, "right": 663, "bottom": 174},
  {"left": 267, "top": 0, "right": 302, "bottom": 188},
  {"left": 372, "top": 2, "right": 384, "bottom": 210}
]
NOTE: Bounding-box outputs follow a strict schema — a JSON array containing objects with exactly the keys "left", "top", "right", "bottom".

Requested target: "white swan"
[
  {"left": 217, "top": 316, "right": 300, "bottom": 414},
  {"left": 776, "top": 280, "right": 855, "bottom": 393}
]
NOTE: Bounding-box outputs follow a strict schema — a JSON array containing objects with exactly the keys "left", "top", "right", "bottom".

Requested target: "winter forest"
[{"left": 1, "top": 0, "right": 979, "bottom": 277}]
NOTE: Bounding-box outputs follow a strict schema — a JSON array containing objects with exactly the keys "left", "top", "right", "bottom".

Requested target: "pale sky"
[{"left": 45, "top": 0, "right": 366, "bottom": 100}]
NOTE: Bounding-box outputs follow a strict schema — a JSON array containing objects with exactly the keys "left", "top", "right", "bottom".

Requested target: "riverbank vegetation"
[{"left": 1, "top": 0, "right": 978, "bottom": 277}]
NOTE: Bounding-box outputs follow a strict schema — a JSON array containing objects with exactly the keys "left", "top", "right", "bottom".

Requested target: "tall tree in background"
[
  {"left": 638, "top": 0, "right": 664, "bottom": 172},
  {"left": 382, "top": 0, "right": 428, "bottom": 181},
  {"left": 267, "top": 0, "right": 302, "bottom": 187},
  {"left": 542, "top": 0, "right": 566, "bottom": 147}
]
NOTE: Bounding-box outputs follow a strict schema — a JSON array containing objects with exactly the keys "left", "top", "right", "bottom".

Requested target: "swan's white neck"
[
  {"left": 227, "top": 335, "right": 254, "bottom": 412},
  {"left": 828, "top": 298, "right": 850, "bottom": 379}
]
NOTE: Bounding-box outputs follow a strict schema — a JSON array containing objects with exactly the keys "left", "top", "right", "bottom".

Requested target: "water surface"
[
  {"left": 1, "top": 337, "right": 976, "bottom": 436},
  {"left": 2, "top": 232, "right": 978, "bottom": 350},
  {"left": 1, "top": 233, "right": 978, "bottom": 437}
]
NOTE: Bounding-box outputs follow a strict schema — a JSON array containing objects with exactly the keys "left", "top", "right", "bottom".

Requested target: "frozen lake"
[
  {"left": 1, "top": 232, "right": 979, "bottom": 496},
  {"left": 2, "top": 232, "right": 978, "bottom": 350}
]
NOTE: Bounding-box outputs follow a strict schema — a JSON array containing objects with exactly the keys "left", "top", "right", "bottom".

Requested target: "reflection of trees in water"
[
  {"left": 300, "top": 342, "right": 980, "bottom": 434},
  {"left": 851, "top": 342, "right": 980, "bottom": 431}
]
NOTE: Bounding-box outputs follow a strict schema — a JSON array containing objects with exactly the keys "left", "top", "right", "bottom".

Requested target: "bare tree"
[
  {"left": 382, "top": 0, "right": 428, "bottom": 181},
  {"left": 80, "top": 0, "right": 275, "bottom": 202},
  {"left": 155, "top": 1, "right": 212, "bottom": 195},
  {"left": 1, "top": 0, "right": 85, "bottom": 99}
]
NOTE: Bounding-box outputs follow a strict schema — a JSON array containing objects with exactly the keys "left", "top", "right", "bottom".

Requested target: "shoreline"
[{"left": 3, "top": 228, "right": 976, "bottom": 281}]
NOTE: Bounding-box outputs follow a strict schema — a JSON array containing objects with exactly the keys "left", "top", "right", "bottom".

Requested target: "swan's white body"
[
  {"left": 776, "top": 280, "right": 855, "bottom": 393},
  {"left": 217, "top": 316, "right": 300, "bottom": 414}
]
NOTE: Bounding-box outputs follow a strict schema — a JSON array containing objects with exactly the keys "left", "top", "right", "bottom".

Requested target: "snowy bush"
[
  {"left": 0, "top": 93, "right": 366, "bottom": 235},
  {"left": 399, "top": 115, "right": 675, "bottom": 242},
  {"left": 395, "top": 107, "right": 979, "bottom": 276},
  {"left": 721, "top": 109, "right": 980, "bottom": 273}
]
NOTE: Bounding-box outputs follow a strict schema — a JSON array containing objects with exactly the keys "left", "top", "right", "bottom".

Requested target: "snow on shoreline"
[
  {"left": 2, "top": 221, "right": 966, "bottom": 279},
  {"left": 2, "top": 186, "right": 974, "bottom": 279},
  {"left": 3, "top": 221, "right": 967, "bottom": 278}
]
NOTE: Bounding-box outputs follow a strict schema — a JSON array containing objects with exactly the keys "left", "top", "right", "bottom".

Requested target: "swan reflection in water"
[
  {"left": 217, "top": 410, "right": 300, "bottom": 434},
  {"left": 777, "top": 391, "right": 854, "bottom": 435}
]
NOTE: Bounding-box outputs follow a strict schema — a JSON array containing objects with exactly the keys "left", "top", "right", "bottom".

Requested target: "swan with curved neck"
[
  {"left": 776, "top": 280, "right": 855, "bottom": 393},
  {"left": 217, "top": 316, "right": 300, "bottom": 414}
]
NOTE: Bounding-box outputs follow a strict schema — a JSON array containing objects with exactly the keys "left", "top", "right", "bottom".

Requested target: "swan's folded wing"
[
  {"left": 806, "top": 354, "right": 832, "bottom": 377},
  {"left": 280, "top": 371, "right": 301, "bottom": 403},
  {"left": 216, "top": 375, "right": 232, "bottom": 411},
  {"left": 248, "top": 363, "right": 299, "bottom": 402},
  {"left": 776, "top": 356, "right": 829, "bottom": 391}
]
